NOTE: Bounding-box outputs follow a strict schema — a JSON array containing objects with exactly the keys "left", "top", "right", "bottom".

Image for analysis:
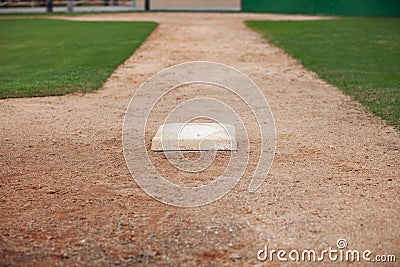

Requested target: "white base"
[{"left": 151, "top": 123, "right": 237, "bottom": 151}]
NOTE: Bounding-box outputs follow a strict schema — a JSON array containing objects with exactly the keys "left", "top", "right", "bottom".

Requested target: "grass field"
[
  {"left": 246, "top": 18, "right": 400, "bottom": 130},
  {"left": 0, "top": 19, "right": 157, "bottom": 98}
]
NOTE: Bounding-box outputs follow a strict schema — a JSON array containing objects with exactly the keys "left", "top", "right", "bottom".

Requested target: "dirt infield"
[{"left": 1, "top": 13, "right": 399, "bottom": 266}]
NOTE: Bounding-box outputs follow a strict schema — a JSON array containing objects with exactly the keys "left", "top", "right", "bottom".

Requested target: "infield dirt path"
[{"left": 1, "top": 13, "right": 399, "bottom": 266}]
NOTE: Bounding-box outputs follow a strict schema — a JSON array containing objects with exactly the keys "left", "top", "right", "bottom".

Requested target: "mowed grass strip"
[
  {"left": 0, "top": 19, "right": 157, "bottom": 98},
  {"left": 246, "top": 18, "right": 400, "bottom": 130}
]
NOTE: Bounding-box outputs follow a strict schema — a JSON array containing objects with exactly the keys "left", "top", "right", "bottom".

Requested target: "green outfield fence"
[{"left": 242, "top": 0, "right": 400, "bottom": 17}]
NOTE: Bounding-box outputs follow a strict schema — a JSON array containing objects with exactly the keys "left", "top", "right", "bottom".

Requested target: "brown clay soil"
[{"left": 1, "top": 13, "right": 399, "bottom": 266}]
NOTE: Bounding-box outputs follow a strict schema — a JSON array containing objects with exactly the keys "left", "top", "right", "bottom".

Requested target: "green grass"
[
  {"left": 0, "top": 19, "right": 157, "bottom": 98},
  {"left": 246, "top": 18, "right": 400, "bottom": 130}
]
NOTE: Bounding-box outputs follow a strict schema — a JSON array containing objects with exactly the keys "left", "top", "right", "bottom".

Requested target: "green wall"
[{"left": 242, "top": 0, "right": 400, "bottom": 17}]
